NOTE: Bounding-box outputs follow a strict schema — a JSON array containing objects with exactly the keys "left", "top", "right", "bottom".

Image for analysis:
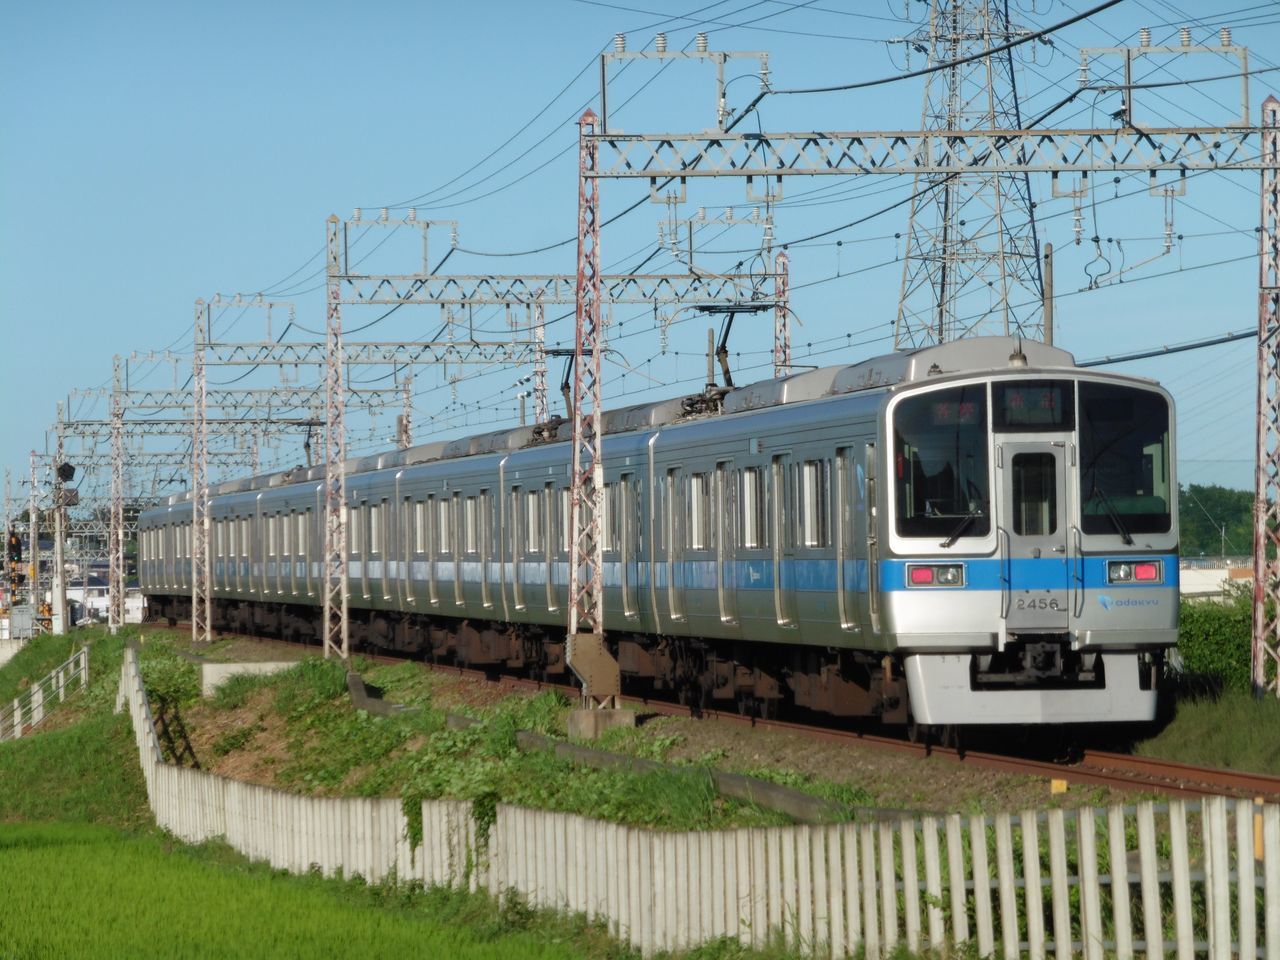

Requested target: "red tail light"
[
  {"left": 1134, "top": 562, "right": 1160, "bottom": 582},
  {"left": 909, "top": 566, "right": 935, "bottom": 585}
]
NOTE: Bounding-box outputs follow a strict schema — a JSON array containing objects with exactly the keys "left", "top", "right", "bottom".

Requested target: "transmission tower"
[{"left": 895, "top": 0, "right": 1044, "bottom": 348}]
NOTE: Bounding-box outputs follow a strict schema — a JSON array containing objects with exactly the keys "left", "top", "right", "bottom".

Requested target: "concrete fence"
[
  {"left": 0, "top": 645, "right": 88, "bottom": 742},
  {"left": 116, "top": 647, "right": 1280, "bottom": 958}
]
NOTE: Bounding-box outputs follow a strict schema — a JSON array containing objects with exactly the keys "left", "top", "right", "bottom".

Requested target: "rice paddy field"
[{"left": 0, "top": 822, "right": 599, "bottom": 960}]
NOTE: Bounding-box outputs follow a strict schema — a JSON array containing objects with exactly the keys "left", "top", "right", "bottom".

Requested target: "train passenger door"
[
  {"left": 997, "top": 441, "right": 1069, "bottom": 635},
  {"left": 620, "top": 473, "right": 639, "bottom": 621},
  {"left": 714, "top": 462, "right": 737, "bottom": 625},
  {"left": 665, "top": 467, "right": 685, "bottom": 622},
  {"left": 836, "top": 448, "right": 860, "bottom": 633},
  {"left": 770, "top": 454, "right": 795, "bottom": 627}
]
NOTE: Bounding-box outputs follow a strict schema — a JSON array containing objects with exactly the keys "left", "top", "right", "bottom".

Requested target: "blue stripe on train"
[{"left": 194, "top": 554, "right": 1177, "bottom": 594}]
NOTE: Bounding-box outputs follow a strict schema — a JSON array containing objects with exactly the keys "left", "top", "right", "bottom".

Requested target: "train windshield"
[
  {"left": 893, "top": 385, "right": 991, "bottom": 539},
  {"left": 1078, "top": 382, "right": 1172, "bottom": 535}
]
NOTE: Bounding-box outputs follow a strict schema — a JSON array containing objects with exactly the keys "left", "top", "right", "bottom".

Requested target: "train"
[{"left": 139, "top": 336, "right": 1178, "bottom": 732}]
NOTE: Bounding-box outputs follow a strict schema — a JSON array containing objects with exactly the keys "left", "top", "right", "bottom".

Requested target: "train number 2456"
[{"left": 1015, "top": 597, "right": 1061, "bottom": 611}]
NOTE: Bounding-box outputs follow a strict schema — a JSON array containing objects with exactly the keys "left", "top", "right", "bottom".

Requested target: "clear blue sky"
[{"left": 3, "top": 0, "right": 1277, "bottom": 539}]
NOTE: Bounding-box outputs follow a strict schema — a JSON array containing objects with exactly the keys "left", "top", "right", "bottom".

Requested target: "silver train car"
[{"left": 140, "top": 337, "right": 1178, "bottom": 728}]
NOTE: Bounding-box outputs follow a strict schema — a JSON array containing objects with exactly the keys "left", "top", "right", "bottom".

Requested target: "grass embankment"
[
  {"left": 0, "top": 627, "right": 149, "bottom": 828},
  {"left": 0, "top": 629, "right": 839, "bottom": 960},
  {"left": 150, "top": 644, "right": 792, "bottom": 831},
  {"left": 1135, "top": 584, "right": 1280, "bottom": 773}
]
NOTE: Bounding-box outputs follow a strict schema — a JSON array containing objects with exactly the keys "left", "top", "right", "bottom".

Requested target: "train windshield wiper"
[
  {"left": 939, "top": 509, "right": 982, "bottom": 549},
  {"left": 1089, "top": 486, "right": 1134, "bottom": 546}
]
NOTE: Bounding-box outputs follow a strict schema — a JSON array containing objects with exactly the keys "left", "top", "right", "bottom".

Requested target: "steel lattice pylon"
[
  {"left": 322, "top": 215, "right": 350, "bottom": 662},
  {"left": 565, "top": 109, "right": 620, "bottom": 710},
  {"left": 533, "top": 296, "right": 549, "bottom": 424},
  {"left": 108, "top": 356, "right": 125, "bottom": 632},
  {"left": 896, "top": 0, "right": 1043, "bottom": 347},
  {"left": 191, "top": 302, "right": 212, "bottom": 645},
  {"left": 773, "top": 250, "right": 790, "bottom": 377},
  {"left": 1254, "top": 95, "right": 1280, "bottom": 695}
]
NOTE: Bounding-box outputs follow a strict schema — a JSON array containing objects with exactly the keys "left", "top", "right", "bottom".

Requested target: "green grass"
[
  {"left": 0, "top": 822, "right": 609, "bottom": 960},
  {"left": 1136, "top": 687, "right": 1280, "bottom": 775},
  {"left": 257, "top": 669, "right": 786, "bottom": 831}
]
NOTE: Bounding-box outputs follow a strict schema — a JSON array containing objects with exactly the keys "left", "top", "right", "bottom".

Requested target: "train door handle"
[
  {"left": 997, "top": 526, "right": 1011, "bottom": 618},
  {"left": 1070, "top": 526, "right": 1084, "bottom": 617}
]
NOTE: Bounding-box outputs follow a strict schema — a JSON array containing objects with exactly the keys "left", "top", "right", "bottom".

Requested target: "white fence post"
[
  {"left": 1169, "top": 799, "right": 1195, "bottom": 960},
  {"left": 1022, "top": 810, "right": 1046, "bottom": 960}
]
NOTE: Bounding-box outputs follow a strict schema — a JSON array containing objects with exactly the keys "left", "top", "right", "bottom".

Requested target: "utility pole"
[
  {"left": 533, "top": 296, "right": 548, "bottom": 424},
  {"left": 1043, "top": 242, "right": 1054, "bottom": 346},
  {"left": 191, "top": 302, "right": 212, "bottom": 645},
  {"left": 50, "top": 407, "right": 67, "bottom": 634},
  {"left": 773, "top": 250, "right": 790, "bottom": 377},
  {"left": 109, "top": 355, "right": 125, "bottom": 633},
  {"left": 322, "top": 215, "right": 350, "bottom": 662},
  {"left": 1254, "top": 94, "right": 1280, "bottom": 695},
  {"left": 566, "top": 109, "right": 631, "bottom": 738},
  {"left": 28, "top": 452, "right": 39, "bottom": 628},
  {"left": 896, "top": 0, "right": 1043, "bottom": 348}
]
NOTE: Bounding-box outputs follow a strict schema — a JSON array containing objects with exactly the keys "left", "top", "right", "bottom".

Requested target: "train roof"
[{"left": 166, "top": 336, "right": 1080, "bottom": 505}]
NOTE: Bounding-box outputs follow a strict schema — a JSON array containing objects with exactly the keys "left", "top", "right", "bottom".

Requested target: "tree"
[{"left": 1178, "top": 484, "right": 1252, "bottom": 558}]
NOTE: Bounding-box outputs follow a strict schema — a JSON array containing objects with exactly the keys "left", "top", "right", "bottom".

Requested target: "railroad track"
[{"left": 150, "top": 622, "right": 1280, "bottom": 805}]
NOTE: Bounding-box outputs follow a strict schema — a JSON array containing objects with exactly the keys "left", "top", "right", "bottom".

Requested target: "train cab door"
[{"left": 997, "top": 440, "right": 1070, "bottom": 638}]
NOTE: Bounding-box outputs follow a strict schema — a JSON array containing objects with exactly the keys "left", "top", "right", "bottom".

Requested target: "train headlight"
[
  {"left": 1108, "top": 560, "right": 1162, "bottom": 584},
  {"left": 906, "top": 563, "right": 965, "bottom": 588}
]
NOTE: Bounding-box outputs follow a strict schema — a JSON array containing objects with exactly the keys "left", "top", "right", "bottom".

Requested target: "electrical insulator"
[
  {"left": 1139, "top": 27, "right": 1151, "bottom": 47},
  {"left": 695, "top": 32, "right": 708, "bottom": 53},
  {"left": 614, "top": 33, "right": 625, "bottom": 53},
  {"left": 1220, "top": 27, "right": 1231, "bottom": 46},
  {"left": 351, "top": 208, "right": 361, "bottom": 222},
  {"left": 1180, "top": 26, "right": 1191, "bottom": 47},
  {"left": 654, "top": 33, "right": 666, "bottom": 53},
  {"left": 1073, "top": 199, "right": 1084, "bottom": 245}
]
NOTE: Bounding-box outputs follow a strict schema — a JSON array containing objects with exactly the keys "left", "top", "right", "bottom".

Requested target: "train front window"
[
  {"left": 1079, "top": 383, "right": 1172, "bottom": 535},
  {"left": 893, "top": 386, "right": 991, "bottom": 539}
]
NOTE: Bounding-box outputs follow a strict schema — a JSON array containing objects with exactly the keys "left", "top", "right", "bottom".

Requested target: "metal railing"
[{"left": 0, "top": 645, "right": 89, "bottom": 742}]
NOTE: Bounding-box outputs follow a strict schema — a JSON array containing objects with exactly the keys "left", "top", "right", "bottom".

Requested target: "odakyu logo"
[{"left": 1097, "top": 594, "right": 1160, "bottom": 611}]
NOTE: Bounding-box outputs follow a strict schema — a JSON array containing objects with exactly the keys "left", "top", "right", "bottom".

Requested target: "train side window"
[
  {"left": 464, "top": 496, "right": 478, "bottom": 554},
  {"left": 370, "top": 503, "right": 382, "bottom": 554},
  {"left": 740, "top": 467, "right": 766, "bottom": 549},
  {"left": 688, "top": 473, "right": 709, "bottom": 550},
  {"left": 559, "top": 488, "right": 571, "bottom": 553},
  {"left": 526, "top": 489, "right": 542, "bottom": 553},
  {"left": 281, "top": 513, "right": 291, "bottom": 557},
  {"left": 801, "top": 460, "right": 830, "bottom": 548},
  {"left": 240, "top": 518, "right": 249, "bottom": 558},
  {"left": 267, "top": 515, "right": 276, "bottom": 557},
  {"left": 351, "top": 504, "right": 363, "bottom": 555},
  {"left": 414, "top": 502, "right": 427, "bottom": 554},
  {"left": 297, "top": 512, "right": 308, "bottom": 554},
  {"left": 601, "top": 484, "right": 615, "bottom": 552},
  {"left": 437, "top": 496, "right": 451, "bottom": 555},
  {"left": 665, "top": 468, "right": 680, "bottom": 554}
]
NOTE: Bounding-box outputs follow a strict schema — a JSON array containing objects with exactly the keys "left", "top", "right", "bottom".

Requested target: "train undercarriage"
[{"left": 145, "top": 593, "right": 911, "bottom": 726}]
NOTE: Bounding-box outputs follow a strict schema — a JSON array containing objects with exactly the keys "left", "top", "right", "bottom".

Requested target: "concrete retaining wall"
[{"left": 199, "top": 661, "right": 296, "bottom": 697}]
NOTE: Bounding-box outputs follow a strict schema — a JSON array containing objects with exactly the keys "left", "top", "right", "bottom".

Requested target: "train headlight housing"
[
  {"left": 1108, "top": 560, "right": 1162, "bottom": 584},
  {"left": 906, "top": 563, "right": 965, "bottom": 588}
]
